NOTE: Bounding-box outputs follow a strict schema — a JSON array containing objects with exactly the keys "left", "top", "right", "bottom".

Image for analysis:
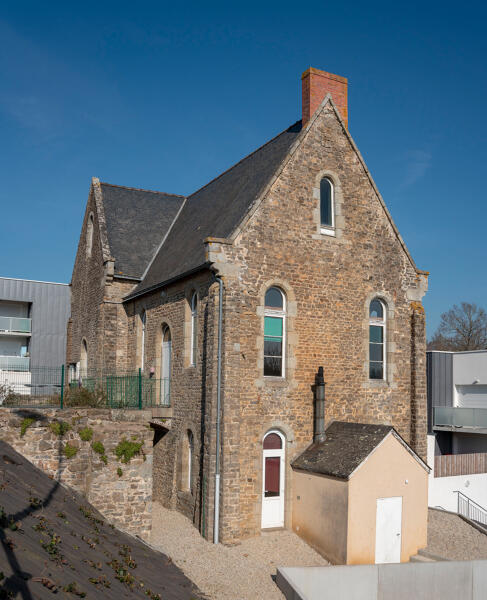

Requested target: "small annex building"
[{"left": 291, "top": 421, "right": 429, "bottom": 565}]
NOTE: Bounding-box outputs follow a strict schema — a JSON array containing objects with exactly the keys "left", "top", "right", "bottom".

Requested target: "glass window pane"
[
  {"left": 320, "top": 179, "right": 332, "bottom": 227},
  {"left": 264, "top": 356, "right": 282, "bottom": 377},
  {"left": 369, "top": 361, "right": 384, "bottom": 379},
  {"left": 370, "top": 299, "right": 383, "bottom": 319},
  {"left": 265, "top": 287, "right": 283, "bottom": 309},
  {"left": 265, "top": 456, "right": 280, "bottom": 497},
  {"left": 369, "top": 325, "right": 383, "bottom": 343},
  {"left": 263, "top": 433, "right": 282, "bottom": 450},
  {"left": 264, "top": 339, "right": 282, "bottom": 358},
  {"left": 264, "top": 316, "right": 283, "bottom": 337},
  {"left": 369, "top": 343, "right": 383, "bottom": 362}
]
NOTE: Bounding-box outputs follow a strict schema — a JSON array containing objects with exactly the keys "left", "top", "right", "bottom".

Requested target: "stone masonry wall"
[{"left": 0, "top": 408, "right": 153, "bottom": 540}]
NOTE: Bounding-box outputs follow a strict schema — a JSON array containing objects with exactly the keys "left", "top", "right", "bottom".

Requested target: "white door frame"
[
  {"left": 261, "top": 429, "right": 285, "bottom": 529},
  {"left": 375, "top": 496, "right": 403, "bottom": 564}
]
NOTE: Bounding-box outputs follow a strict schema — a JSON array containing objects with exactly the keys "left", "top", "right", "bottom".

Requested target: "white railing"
[
  {"left": 0, "top": 316, "right": 31, "bottom": 334},
  {"left": 455, "top": 490, "right": 487, "bottom": 526},
  {"left": 0, "top": 356, "right": 30, "bottom": 371}
]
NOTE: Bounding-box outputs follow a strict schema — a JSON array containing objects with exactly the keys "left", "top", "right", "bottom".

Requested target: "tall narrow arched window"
[
  {"left": 161, "top": 325, "right": 172, "bottom": 406},
  {"left": 140, "top": 311, "right": 146, "bottom": 371},
  {"left": 190, "top": 292, "right": 198, "bottom": 366},
  {"left": 264, "top": 287, "right": 286, "bottom": 378},
  {"left": 86, "top": 213, "right": 94, "bottom": 258},
  {"left": 320, "top": 178, "right": 334, "bottom": 230},
  {"left": 369, "top": 298, "right": 386, "bottom": 380},
  {"left": 80, "top": 339, "right": 88, "bottom": 378},
  {"left": 187, "top": 430, "right": 194, "bottom": 492}
]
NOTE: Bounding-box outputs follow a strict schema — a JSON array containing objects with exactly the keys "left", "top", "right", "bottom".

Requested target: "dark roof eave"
[
  {"left": 123, "top": 262, "right": 211, "bottom": 302},
  {"left": 114, "top": 274, "right": 142, "bottom": 282},
  {"left": 291, "top": 464, "right": 350, "bottom": 481}
]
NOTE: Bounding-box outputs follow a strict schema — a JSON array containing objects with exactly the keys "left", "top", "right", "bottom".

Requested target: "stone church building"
[{"left": 67, "top": 67, "right": 429, "bottom": 546}]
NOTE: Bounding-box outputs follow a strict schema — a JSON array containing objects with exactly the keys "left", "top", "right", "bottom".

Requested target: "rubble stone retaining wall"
[{"left": 0, "top": 407, "right": 153, "bottom": 540}]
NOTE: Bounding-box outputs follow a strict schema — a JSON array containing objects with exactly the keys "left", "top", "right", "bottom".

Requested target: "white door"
[
  {"left": 261, "top": 431, "right": 285, "bottom": 529},
  {"left": 375, "top": 496, "right": 402, "bottom": 564}
]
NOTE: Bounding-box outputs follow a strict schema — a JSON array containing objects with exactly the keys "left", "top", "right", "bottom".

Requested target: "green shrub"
[
  {"left": 92, "top": 441, "right": 107, "bottom": 465},
  {"left": 114, "top": 438, "right": 143, "bottom": 464},
  {"left": 20, "top": 417, "right": 35, "bottom": 437},
  {"left": 64, "top": 386, "right": 106, "bottom": 408},
  {"left": 49, "top": 421, "right": 71, "bottom": 437},
  {"left": 117, "top": 467, "right": 123, "bottom": 478},
  {"left": 78, "top": 427, "right": 93, "bottom": 442},
  {"left": 63, "top": 443, "right": 78, "bottom": 459}
]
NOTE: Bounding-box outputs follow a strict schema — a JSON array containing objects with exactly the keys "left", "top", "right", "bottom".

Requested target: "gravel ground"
[
  {"left": 151, "top": 502, "right": 328, "bottom": 600},
  {"left": 426, "top": 508, "right": 487, "bottom": 560}
]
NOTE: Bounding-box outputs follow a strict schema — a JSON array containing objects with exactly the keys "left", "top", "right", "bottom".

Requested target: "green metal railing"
[{"left": 0, "top": 366, "right": 168, "bottom": 410}]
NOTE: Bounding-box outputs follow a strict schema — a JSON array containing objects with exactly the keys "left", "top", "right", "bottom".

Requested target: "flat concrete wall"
[
  {"left": 292, "top": 470, "right": 348, "bottom": 564},
  {"left": 277, "top": 561, "right": 487, "bottom": 600},
  {"left": 348, "top": 434, "right": 428, "bottom": 564}
]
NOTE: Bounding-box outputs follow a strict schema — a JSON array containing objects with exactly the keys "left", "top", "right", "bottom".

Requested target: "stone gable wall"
[
  {"left": 213, "top": 103, "right": 427, "bottom": 541},
  {"left": 0, "top": 408, "right": 153, "bottom": 540}
]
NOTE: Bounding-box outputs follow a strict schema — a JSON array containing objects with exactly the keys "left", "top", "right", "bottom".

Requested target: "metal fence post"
[
  {"left": 60, "top": 364, "right": 65, "bottom": 409},
  {"left": 138, "top": 368, "right": 142, "bottom": 410}
]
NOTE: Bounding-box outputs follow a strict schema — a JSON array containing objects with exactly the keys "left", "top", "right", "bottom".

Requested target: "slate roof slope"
[
  {"left": 130, "top": 121, "right": 303, "bottom": 297},
  {"left": 100, "top": 183, "right": 185, "bottom": 279},
  {"left": 0, "top": 440, "right": 204, "bottom": 599},
  {"left": 291, "top": 421, "right": 396, "bottom": 479}
]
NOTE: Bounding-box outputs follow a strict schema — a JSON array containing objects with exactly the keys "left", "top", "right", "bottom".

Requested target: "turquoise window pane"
[
  {"left": 264, "top": 316, "right": 283, "bottom": 337},
  {"left": 369, "top": 325, "right": 383, "bottom": 343}
]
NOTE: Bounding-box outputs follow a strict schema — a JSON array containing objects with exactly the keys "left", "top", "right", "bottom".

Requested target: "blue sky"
[{"left": 1, "top": 0, "right": 486, "bottom": 337}]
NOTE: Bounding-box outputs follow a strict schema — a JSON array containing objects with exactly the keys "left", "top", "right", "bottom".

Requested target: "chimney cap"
[{"left": 301, "top": 67, "right": 348, "bottom": 84}]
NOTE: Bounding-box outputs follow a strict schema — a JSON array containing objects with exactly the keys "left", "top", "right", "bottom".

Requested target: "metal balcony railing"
[
  {"left": 0, "top": 356, "right": 30, "bottom": 371},
  {"left": 160, "top": 377, "right": 171, "bottom": 407},
  {"left": 455, "top": 490, "right": 487, "bottom": 527},
  {"left": 433, "top": 406, "right": 487, "bottom": 430},
  {"left": 0, "top": 316, "right": 31, "bottom": 334}
]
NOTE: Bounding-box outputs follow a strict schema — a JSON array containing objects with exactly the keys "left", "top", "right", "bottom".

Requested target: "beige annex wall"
[
  {"left": 347, "top": 434, "right": 428, "bottom": 564},
  {"left": 292, "top": 470, "right": 348, "bottom": 564}
]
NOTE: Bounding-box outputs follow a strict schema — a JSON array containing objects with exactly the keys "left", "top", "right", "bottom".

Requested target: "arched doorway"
[
  {"left": 160, "top": 325, "right": 171, "bottom": 406},
  {"left": 80, "top": 339, "right": 88, "bottom": 378},
  {"left": 261, "top": 430, "right": 285, "bottom": 528}
]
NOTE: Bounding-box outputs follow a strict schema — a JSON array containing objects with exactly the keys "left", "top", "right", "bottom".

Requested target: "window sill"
[
  {"left": 262, "top": 376, "right": 289, "bottom": 388},
  {"left": 363, "top": 379, "right": 389, "bottom": 389},
  {"left": 320, "top": 227, "right": 336, "bottom": 237}
]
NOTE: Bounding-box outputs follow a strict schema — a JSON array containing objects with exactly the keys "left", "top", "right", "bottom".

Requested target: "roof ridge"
[
  {"left": 100, "top": 181, "right": 185, "bottom": 198},
  {"left": 185, "top": 120, "right": 302, "bottom": 201}
]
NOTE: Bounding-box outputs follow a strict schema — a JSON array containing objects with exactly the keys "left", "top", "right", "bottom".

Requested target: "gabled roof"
[
  {"left": 291, "top": 421, "right": 428, "bottom": 479},
  {"left": 99, "top": 183, "right": 185, "bottom": 279},
  {"left": 127, "top": 121, "right": 303, "bottom": 297}
]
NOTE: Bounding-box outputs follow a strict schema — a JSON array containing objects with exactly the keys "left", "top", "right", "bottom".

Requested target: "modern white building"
[
  {"left": 0, "top": 277, "right": 70, "bottom": 397},
  {"left": 427, "top": 350, "right": 487, "bottom": 518}
]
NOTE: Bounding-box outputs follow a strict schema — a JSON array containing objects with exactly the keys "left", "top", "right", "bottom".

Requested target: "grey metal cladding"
[
  {"left": 0, "top": 278, "right": 71, "bottom": 367},
  {"left": 427, "top": 351, "right": 453, "bottom": 431}
]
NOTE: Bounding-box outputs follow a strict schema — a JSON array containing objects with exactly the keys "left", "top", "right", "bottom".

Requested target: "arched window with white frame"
[
  {"left": 190, "top": 292, "right": 198, "bottom": 366},
  {"left": 86, "top": 213, "right": 94, "bottom": 258},
  {"left": 320, "top": 178, "right": 334, "bottom": 232},
  {"left": 140, "top": 310, "right": 146, "bottom": 371},
  {"left": 369, "top": 298, "right": 386, "bottom": 380},
  {"left": 264, "top": 287, "right": 286, "bottom": 378},
  {"left": 187, "top": 430, "right": 194, "bottom": 492}
]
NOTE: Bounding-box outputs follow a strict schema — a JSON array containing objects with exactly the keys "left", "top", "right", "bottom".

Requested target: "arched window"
[
  {"left": 190, "top": 292, "right": 198, "bottom": 366},
  {"left": 264, "top": 287, "right": 286, "bottom": 377},
  {"left": 140, "top": 311, "right": 146, "bottom": 371},
  {"left": 320, "top": 178, "right": 334, "bottom": 230},
  {"left": 80, "top": 339, "right": 88, "bottom": 377},
  {"left": 161, "top": 325, "right": 172, "bottom": 406},
  {"left": 369, "top": 298, "right": 386, "bottom": 380},
  {"left": 187, "top": 430, "right": 194, "bottom": 492},
  {"left": 86, "top": 213, "right": 94, "bottom": 258}
]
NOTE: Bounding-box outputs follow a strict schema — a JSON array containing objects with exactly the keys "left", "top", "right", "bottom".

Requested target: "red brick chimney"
[{"left": 302, "top": 67, "right": 348, "bottom": 128}]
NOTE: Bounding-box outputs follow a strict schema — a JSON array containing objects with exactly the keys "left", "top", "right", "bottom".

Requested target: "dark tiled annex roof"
[
  {"left": 100, "top": 183, "right": 185, "bottom": 279},
  {"left": 292, "top": 421, "right": 395, "bottom": 479},
  {"left": 131, "top": 121, "right": 303, "bottom": 296}
]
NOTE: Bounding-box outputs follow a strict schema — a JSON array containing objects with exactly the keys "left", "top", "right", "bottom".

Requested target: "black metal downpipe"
[{"left": 314, "top": 366, "right": 326, "bottom": 443}]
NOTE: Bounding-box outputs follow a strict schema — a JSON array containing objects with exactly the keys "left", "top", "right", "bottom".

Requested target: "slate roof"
[
  {"left": 100, "top": 183, "right": 185, "bottom": 279},
  {"left": 0, "top": 440, "right": 203, "bottom": 599},
  {"left": 291, "top": 421, "right": 397, "bottom": 479},
  {"left": 128, "top": 120, "right": 303, "bottom": 297}
]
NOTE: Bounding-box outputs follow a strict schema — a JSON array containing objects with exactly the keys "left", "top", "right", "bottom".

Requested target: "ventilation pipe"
[
  {"left": 213, "top": 276, "right": 223, "bottom": 543},
  {"left": 314, "top": 366, "right": 326, "bottom": 443}
]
